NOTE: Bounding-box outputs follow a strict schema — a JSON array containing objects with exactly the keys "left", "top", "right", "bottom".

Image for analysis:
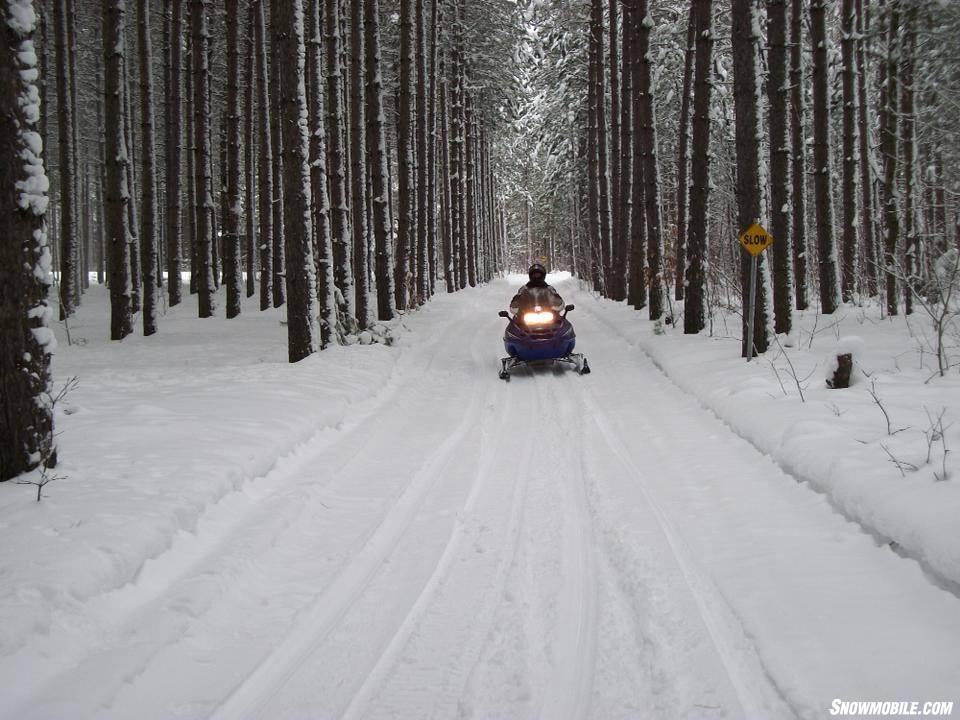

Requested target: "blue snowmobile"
[{"left": 498, "top": 264, "right": 590, "bottom": 380}]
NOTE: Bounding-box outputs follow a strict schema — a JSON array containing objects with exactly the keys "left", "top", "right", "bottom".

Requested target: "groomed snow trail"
[{"left": 6, "top": 277, "right": 960, "bottom": 720}]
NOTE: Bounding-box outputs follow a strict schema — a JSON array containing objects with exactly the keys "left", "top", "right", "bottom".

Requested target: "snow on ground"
[
  {"left": 578, "top": 279, "right": 960, "bottom": 589},
  {"left": 0, "top": 277, "right": 958, "bottom": 719}
]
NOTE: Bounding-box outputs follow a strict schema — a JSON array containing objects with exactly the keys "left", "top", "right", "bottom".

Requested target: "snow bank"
[{"left": 570, "top": 283, "right": 960, "bottom": 588}]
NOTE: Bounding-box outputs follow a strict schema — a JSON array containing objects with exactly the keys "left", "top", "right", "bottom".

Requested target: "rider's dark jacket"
[{"left": 509, "top": 278, "right": 565, "bottom": 316}]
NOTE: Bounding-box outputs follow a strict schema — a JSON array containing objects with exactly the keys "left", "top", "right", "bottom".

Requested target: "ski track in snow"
[{"left": 4, "top": 277, "right": 960, "bottom": 719}]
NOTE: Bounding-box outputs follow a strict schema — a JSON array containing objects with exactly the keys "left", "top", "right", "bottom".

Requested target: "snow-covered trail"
[{"left": 5, "top": 277, "right": 960, "bottom": 720}]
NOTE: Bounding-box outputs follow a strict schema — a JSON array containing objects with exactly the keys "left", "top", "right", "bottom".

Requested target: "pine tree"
[
  {"left": 768, "top": 0, "right": 793, "bottom": 333},
  {"left": 790, "top": 0, "right": 808, "bottom": 310},
  {"left": 325, "top": 0, "right": 354, "bottom": 320},
  {"left": 732, "top": 0, "right": 772, "bottom": 356},
  {"left": 637, "top": 0, "right": 664, "bottom": 320},
  {"left": 350, "top": 0, "right": 371, "bottom": 327},
  {"left": 1, "top": 0, "right": 56, "bottom": 481},
  {"left": 254, "top": 0, "right": 273, "bottom": 311},
  {"left": 104, "top": 0, "right": 134, "bottom": 340},
  {"left": 684, "top": 0, "right": 713, "bottom": 334},
  {"left": 396, "top": 0, "right": 416, "bottom": 307},
  {"left": 166, "top": 0, "right": 184, "bottom": 307},
  {"left": 191, "top": 0, "right": 215, "bottom": 318},
  {"left": 222, "top": 0, "right": 242, "bottom": 319},
  {"left": 277, "top": 0, "right": 319, "bottom": 361},
  {"left": 364, "top": 0, "right": 396, "bottom": 320},
  {"left": 840, "top": 0, "right": 858, "bottom": 302},
  {"left": 674, "top": 0, "right": 695, "bottom": 303},
  {"left": 54, "top": 0, "right": 78, "bottom": 319},
  {"left": 810, "top": 0, "right": 840, "bottom": 313},
  {"left": 138, "top": 0, "right": 160, "bottom": 334},
  {"left": 880, "top": 1, "right": 900, "bottom": 316},
  {"left": 307, "top": 0, "right": 337, "bottom": 344}
]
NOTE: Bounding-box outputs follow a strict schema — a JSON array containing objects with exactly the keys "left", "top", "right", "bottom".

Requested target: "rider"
[{"left": 509, "top": 263, "right": 565, "bottom": 317}]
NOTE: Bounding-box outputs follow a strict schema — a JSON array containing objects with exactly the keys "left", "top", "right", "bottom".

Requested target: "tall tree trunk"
[
  {"left": 439, "top": 66, "right": 454, "bottom": 293},
  {"left": 326, "top": 0, "right": 354, "bottom": 320},
  {"left": 675, "top": 0, "right": 696, "bottom": 303},
  {"left": 254, "top": 0, "right": 273, "bottom": 311},
  {"left": 451, "top": 3, "right": 466, "bottom": 290},
  {"left": 732, "top": 0, "right": 772, "bottom": 355},
  {"left": 123, "top": 40, "right": 141, "bottom": 313},
  {"left": 637, "top": 0, "right": 664, "bottom": 320},
  {"left": 166, "top": 0, "right": 183, "bottom": 306},
  {"left": 222, "top": 0, "right": 242, "bottom": 318},
  {"left": 1, "top": 1, "right": 57, "bottom": 480},
  {"left": 364, "top": 0, "right": 396, "bottom": 320},
  {"left": 465, "top": 96, "right": 477, "bottom": 286},
  {"left": 901, "top": 2, "right": 917, "bottom": 315},
  {"left": 350, "top": 0, "right": 371, "bottom": 327},
  {"left": 308, "top": 0, "right": 337, "bottom": 344},
  {"left": 840, "top": 0, "right": 858, "bottom": 302},
  {"left": 790, "top": 0, "right": 808, "bottom": 310},
  {"left": 609, "top": 0, "right": 621, "bottom": 293},
  {"left": 613, "top": 0, "right": 633, "bottom": 302},
  {"left": 278, "top": 0, "right": 320, "bottom": 361},
  {"left": 54, "top": 0, "right": 78, "bottom": 319},
  {"left": 592, "top": 0, "right": 611, "bottom": 292},
  {"left": 270, "top": 0, "right": 286, "bottom": 308},
  {"left": 138, "top": 0, "right": 159, "bottom": 334},
  {"left": 426, "top": 0, "right": 440, "bottom": 294},
  {"left": 414, "top": 0, "right": 429, "bottom": 301},
  {"left": 587, "top": 0, "right": 603, "bottom": 293},
  {"left": 880, "top": 1, "right": 900, "bottom": 316},
  {"left": 244, "top": 0, "right": 256, "bottom": 299},
  {"left": 104, "top": 0, "right": 134, "bottom": 339},
  {"left": 625, "top": 0, "right": 646, "bottom": 309},
  {"left": 396, "top": 0, "right": 416, "bottom": 306},
  {"left": 855, "top": 0, "right": 877, "bottom": 296},
  {"left": 810, "top": 0, "right": 840, "bottom": 313},
  {"left": 768, "top": 0, "right": 793, "bottom": 332},
  {"left": 684, "top": 0, "right": 713, "bottom": 334},
  {"left": 191, "top": 0, "right": 214, "bottom": 317}
]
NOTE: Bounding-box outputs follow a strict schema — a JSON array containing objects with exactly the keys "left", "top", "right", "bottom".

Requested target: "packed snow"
[{"left": 1, "top": 275, "right": 958, "bottom": 719}]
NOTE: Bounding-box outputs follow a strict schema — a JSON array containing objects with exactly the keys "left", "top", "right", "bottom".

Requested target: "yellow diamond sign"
[{"left": 739, "top": 223, "right": 774, "bottom": 256}]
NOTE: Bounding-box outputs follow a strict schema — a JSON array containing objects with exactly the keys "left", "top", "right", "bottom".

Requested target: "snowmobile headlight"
[{"left": 523, "top": 311, "right": 555, "bottom": 326}]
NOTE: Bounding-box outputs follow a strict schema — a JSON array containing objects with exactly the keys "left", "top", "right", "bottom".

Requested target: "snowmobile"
[{"left": 497, "top": 304, "right": 590, "bottom": 380}]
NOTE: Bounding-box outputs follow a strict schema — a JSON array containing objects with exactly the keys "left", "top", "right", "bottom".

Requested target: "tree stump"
[{"left": 826, "top": 353, "right": 853, "bottom": 389}]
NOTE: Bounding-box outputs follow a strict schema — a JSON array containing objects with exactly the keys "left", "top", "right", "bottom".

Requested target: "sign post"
[{"left": 738, "top": 223, "right": 774, "bottom": 362}]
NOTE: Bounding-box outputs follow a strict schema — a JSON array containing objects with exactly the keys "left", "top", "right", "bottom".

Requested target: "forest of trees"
[{"left": 2, "top": 0, "right": 959, "bottom": 480}]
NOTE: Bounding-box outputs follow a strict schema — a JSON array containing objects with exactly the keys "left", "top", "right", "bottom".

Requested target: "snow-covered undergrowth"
[
  {"left": 571, "top": 281, "right": 960, "bottom": 588},
  {"left": 0, "top": 287, "right": 422, "bottom": 658}
]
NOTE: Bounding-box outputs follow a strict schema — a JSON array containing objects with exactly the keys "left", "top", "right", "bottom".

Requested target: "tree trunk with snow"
[
  {"left": 307, "top": 0, "right": 337, "bottom": 344},
  {"left": 839, "top": 0, "right": 858, "bottom": 303},
  {"left": 138, "top": 0, "right": 159, "bottom": 333},
  {"left": 609, "top": 0, "right": 621, "bottom": 294},
  {"left": 254, "top": 0, "right": 273, "bottom": 311},
  {"left": 364, "top": 0, "right": 396, "bottom": 320},
  {"left": 855, "top": 0, "right": 876, "bottom": 297},
  {"left": 732, "top": 0, "right": 772, "bottom": 356},
  {"left": 244, "top": 0, "right": 256, "bottom": 299},
  {"left": 350, "top": 0, "right": 371, "bottom": 327},
  {"left": 54, "top": 0, "right": 78, "bottom": 320},
  {"left": 0, "top": 0, "right": 57, "bottom": 481},
  {"left": 222, "top": 0, "right": 242, "bottom": 318},
  {"left": 326, "top": 0, "right": 354, "bottom": 320},
  {"left": 790, "top": 0, "right": 808, "bottom": 310},
  {"left": 810, "top": 0, "right": 840, "bottom": 314},
  {"left": 191, "top": 0, "right": 214, "bottom": 318},
  {"left": 277, "top": 0, "right": 319, "bottom": 362},
  {"left": 593, "top": 0, "right": 612, "bottom": 292},
  {"left": 684, "top": 0, "right": 713, "bottom": 335},
  {"left": 768, "top": 0, "right": 793, "bottom": 333},
  {"left": 637, "top": 0, "right": 664, "bottom": 321},
  {"left": 165, "top": 0, "right": 184, "bottom": 306},
  {"left": 901, "top": 3, "right": 917, "bottom": 316},
  {"left": 625, "top": 0, "right": 646, "bottom": 310},
  {"left": 674, "top": 0, "right": 695, "bottom": 303},
  {"left": 270, "top": 0, "right": 286, "bottom": 309},
  {"left": 103, "top": 0, "right": 134, "bottom": 340},
  {"left": 396, "top": 0, "right": 416, "bottom": 307},
  {"left": 880, "top": 2, "right": 899, "bottom": 316}
]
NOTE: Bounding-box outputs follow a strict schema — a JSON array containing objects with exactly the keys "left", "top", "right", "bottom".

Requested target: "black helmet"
[{"left": 528, "top": 263, "right": 547, "bottom": 281}]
